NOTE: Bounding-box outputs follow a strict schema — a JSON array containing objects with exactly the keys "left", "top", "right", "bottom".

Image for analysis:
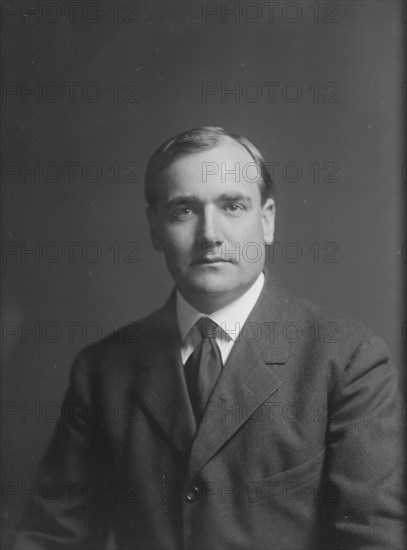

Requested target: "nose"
[{"left": 199, "top": 206, "right": 223, "bottom": 245}]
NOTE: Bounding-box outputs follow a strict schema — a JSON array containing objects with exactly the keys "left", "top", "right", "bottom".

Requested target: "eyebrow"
[
  {"left": 166, "top": 193, "right": 252, "bottom": 209},
  {"left": 166, "top": 195, "right": 199, "bottom": 209},
  {"left": 219, "top": 193, "right": 252, "bottom": 205}
]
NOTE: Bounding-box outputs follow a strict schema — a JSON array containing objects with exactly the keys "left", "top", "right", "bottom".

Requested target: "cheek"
[
  {"left": 163, "top": 225, "right": 195, "bottom": 252},
  {"left": 231, "top": 216, "right": 263, "bottom": 242}
]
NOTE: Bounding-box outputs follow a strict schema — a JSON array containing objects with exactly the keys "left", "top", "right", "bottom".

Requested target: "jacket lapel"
[
  {"left": 130, "top": 272, "right": 290, "bottom": 473},
  {"left": 131, "top": 293, "right": 197, "bottom": 456},
  {"left": 188, "top": 273, "right": 289, "bottom": 481}
]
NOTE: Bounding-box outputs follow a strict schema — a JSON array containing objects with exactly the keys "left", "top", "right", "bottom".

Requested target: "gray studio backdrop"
[{"left": 1, "top": 1, "right": 405, "bottom": 546}]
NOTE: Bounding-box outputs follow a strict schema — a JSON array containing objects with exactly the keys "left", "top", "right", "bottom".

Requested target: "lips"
[{"left": 193, "top": 257, "right": 231, "bottom": 265}]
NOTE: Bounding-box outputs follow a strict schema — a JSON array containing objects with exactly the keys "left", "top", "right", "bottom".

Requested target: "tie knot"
[{"left": 196, "top": 317, "right": 218, "bottom": 341}]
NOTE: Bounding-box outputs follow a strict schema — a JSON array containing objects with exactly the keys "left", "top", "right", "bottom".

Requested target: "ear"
[
  {"left": 261, "top": 198, "right": 275, "bottom": 244},
  {"left": 146, "top": 206, "right": 163, "bottom": 251}
]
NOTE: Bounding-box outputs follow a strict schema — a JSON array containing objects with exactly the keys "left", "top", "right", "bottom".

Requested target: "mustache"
[{"left": 192, "top": 244, "right": 237, "bottom": 264}]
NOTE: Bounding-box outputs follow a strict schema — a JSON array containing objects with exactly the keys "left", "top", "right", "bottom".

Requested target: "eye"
[
  {"left": 225, "top": 203, "right": 244, "bottom": 215},
  {"left": 180, "top": 207, "right": 192, "bottom": 215},
  {"left": 172, "top": 206, "right": 195, "bottom": 220}
]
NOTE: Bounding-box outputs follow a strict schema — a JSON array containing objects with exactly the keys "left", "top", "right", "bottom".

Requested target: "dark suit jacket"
[{"left": 13, "top": 275, "right": 405, "bottom": 550}]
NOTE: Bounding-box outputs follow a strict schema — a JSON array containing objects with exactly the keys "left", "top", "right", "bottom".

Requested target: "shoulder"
[
  {"left": 261, "top": 272, "right": 374, "bottom": 348},
  {"left": 283, "top": 290, "right": 371, "bottom": 341},
  {"left": 69, "top": 299, "right": 175, "bottom": 383},
  {"left": 280, "top": 290, "right": 395, "bottom": 390},
  {"left": 268, "top": 286, "right": 391, "bottom": 369}
]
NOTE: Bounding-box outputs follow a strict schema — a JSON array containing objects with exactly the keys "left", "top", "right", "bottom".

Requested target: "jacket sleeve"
[
  {"left": 12, "top": 348, "right": 112, "bottom": 550},
  {"left": 321, "top": 332, "right": 405, "bottom": 550}
]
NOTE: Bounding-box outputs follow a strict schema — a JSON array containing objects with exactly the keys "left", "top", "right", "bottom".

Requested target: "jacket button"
[{"left": 186, "top": 486, "right": 200, "bottom": 502}]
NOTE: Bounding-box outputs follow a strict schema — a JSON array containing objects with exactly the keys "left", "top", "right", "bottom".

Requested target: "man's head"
[{"left": 145, "top": 126, "right": 275, "bottom": 313}]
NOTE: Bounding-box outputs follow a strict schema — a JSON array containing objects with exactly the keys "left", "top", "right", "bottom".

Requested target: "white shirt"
[{"left": 176, "top": 272, "right": 265, "bottom": 365}]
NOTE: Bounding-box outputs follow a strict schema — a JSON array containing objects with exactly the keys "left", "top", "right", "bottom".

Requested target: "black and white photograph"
[{"left": 1, "top": 1, "right": 406, "bottom": 549}]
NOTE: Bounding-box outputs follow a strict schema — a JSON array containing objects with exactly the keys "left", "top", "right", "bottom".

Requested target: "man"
[{"left": 14, "top": 127, "right": 404, "bottom": 549}]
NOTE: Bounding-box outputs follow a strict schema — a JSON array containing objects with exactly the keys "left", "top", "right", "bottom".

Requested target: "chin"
[{"left": 183, "top": 272, "right": 235, "bottom": 296}]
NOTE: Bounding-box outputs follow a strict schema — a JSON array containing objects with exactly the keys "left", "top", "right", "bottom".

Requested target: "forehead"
[{"left": 156, "top": 141, "right": 261, "bottom": 199}]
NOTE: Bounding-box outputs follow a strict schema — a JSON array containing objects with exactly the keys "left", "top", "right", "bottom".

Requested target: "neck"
[
  {"left": 180, "top": 293, "right": 238, "bottom": 314},
  {"left": 178, "top": 277, "right": 264, "bottom": 314}
]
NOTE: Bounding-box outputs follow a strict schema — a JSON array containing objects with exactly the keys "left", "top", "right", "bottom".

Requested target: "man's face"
[{"left": 147, "top": 140, "right": 275, "bottom": 312}]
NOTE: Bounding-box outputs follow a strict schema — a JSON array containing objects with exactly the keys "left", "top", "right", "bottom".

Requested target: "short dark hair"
[{"left": 144, "top": 126, "right": 274, "bottom": 209}]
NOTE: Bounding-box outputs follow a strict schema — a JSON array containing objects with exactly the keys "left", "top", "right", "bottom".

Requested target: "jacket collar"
[
  {"left": 188, "top": 268, "right": 289, "bottom": 480},
  {"left": 131, "top": 268, "right": 289, "bottom": 472}
]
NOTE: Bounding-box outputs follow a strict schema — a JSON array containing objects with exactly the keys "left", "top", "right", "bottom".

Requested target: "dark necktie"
[{"left": 184, "top": 317, "right": 223, "bottom": 423}]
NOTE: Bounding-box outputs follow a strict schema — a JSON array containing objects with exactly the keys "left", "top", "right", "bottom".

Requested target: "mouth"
[{"left": 192, "top": 257, "right": 231, "bottom": 265}]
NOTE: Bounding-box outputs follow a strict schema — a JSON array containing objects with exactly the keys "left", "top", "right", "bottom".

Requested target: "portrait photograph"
[{"left": 1, "top": 1, "right": 406, "bottom": 549}]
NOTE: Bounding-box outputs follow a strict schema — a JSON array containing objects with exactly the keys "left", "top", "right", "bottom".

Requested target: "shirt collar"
[{"left": 176, "top": 272, "right": 265, "bottom": 343}]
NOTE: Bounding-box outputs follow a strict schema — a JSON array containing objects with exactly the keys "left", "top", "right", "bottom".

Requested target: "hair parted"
[{"left": 144, "top": 126, "right": 275, "bottom": 209}]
